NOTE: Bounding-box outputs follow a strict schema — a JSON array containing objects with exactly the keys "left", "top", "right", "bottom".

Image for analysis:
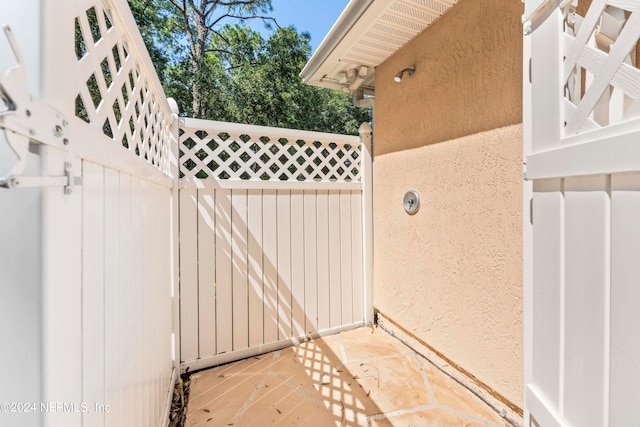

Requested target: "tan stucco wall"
[
  {"left": 375, "top": 0, "right": 523, "bottom": 156},
  {"left": 372, "top": 0, "right": 523, "bottom": 409}
]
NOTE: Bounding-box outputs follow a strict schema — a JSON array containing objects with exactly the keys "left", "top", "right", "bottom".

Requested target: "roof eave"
[{"left": 300, "top": 0, "right": 374, "bottom": 86}]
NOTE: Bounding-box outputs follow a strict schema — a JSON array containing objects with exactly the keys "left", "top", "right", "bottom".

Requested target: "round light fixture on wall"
[
  {"left": 394, "top": 66, "right": 415, "bottom": 83},
  {"left": 403, "top": 190, "right": 420, "bottom": 215}
]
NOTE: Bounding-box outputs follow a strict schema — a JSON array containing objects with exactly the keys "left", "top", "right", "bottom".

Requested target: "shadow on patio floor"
[{"left": 185, "top": 326, "right": 509, "bottom": 426}]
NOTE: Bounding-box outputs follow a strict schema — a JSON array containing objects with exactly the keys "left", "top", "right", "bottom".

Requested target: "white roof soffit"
[{"left": 301, "top": 0, "right": 459, "bottom": 94}]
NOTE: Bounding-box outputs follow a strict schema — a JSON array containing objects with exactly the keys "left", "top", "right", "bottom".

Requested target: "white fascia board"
[{"left": 300, "top": 0, "right": 374, "bottom": 88}]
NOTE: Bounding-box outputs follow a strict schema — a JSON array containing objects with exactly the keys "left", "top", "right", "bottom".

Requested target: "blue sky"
[{"left": 249, "top": 0, "right": 351, "bottom": 53}]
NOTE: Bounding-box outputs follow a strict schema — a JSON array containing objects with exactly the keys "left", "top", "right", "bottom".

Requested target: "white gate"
[
  {"left": 1, "top": 1, "right": 178, "bottom": 426},
  {"left": 178, "top": 118, "right": 373, "bottom": 371},
  {"left": 524, "top": 1, "right": 640, "bottom": 426}
]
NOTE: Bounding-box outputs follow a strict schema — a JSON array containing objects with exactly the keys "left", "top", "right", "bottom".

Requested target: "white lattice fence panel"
[
  {"left": 563, "top": 0, "right": 640, "bottom": 136},
  {"left": 48, "top": 0, "right": 175, "bottom": 175},
  {"left": 77, "top": 1, "right": 173, "bottom": 172},
  {"left": 179, "top": 119, "right": 362, "bottom": 186}
]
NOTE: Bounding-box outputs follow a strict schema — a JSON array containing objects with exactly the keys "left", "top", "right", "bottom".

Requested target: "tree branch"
[
  {"left": 168, "top": 0, "right": 185, "bottom": 12},
  {"left": 207, "top": 14, "right": 281, "bottom": 30},
  {"left": 217, "top": 0, "right": 267, "bottom": 6},
  {"left": 209, "top": 29, "right": 233, "bottom": 48}
]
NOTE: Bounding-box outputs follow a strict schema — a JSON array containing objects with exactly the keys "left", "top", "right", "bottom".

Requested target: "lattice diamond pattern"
[
  {"left": 73, "top": 1, "right": 173, "bottom": 174},
  {"left": 179, "top": 128, "right": 362, "bottom": 183},
  {"left": 563, "top": 1, "right": 640, "bottom": 136}
]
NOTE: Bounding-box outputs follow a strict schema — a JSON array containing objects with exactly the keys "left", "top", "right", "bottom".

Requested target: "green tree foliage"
[
  {"left": 129, "top": 0, "right": 370, "bottom": 135},
  {"left": 127, "top": 0, "right": 172, "bottom": 82},
  {"left": 163, "top": 0, "right": 274, "bottom": 118}
]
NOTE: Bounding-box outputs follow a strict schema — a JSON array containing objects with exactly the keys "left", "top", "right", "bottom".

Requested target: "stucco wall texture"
[
  {"left": 375, "top": 0, "right": 523, "bottom": 156},
  {"left": 372, "top": 0, "right": 523, "bottom": 409}
]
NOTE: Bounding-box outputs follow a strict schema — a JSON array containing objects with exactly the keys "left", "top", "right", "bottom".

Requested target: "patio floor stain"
[{"left": 185, "top": 326, "right": 509, "bottom": 426}]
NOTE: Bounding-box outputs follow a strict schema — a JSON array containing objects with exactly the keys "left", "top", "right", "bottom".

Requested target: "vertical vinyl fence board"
[
  {"left": 531, "top": 179, "right": 563, "bottom": 411},
  {"left": 262, "top": 190, "right": 279, "bottom": 343},
  {"left": 142, "top": 179, "right": 153, "bottom": 424},
  {"left": 248, "top": 190, "right": 265, "bottom": 347},
  {"left": 159, "top": 182, "right": 174, "bottom": 423},
  {"left": 104, "top": 168, "right": 122, "bottom": 427},
  {"left": 41, "top": 151, "right": 83, "bottom": 427},
  {"left": 179, "top": 189, "right": 199, "bottom": 362},
  {"left": 159, "top": 183, "right": 171, "bottom": 423},
  {"left": 81, "top": 161, "right": 106, "bottom": 427},
  {"left": 610, "top": 174, "right": 640, "bottom": 427},
  {"left": 141, "top": 180, "right": 153, "bottom": 425},
  {"left": 304, "top": 191, "right": 318, "bottom": 334},
  {"left": 161, "top": 184, "right": 174, "bottom": 424},
  {"left": 351, "top": 192, "right": 364, "bottom": 323},
  {"left": 277, "top": 191, "right": 293, "bottom": 339},
  {"left": 198, "top": 190, "right": 217, "bottom": 358},
  {"left": 166, "top": 184, "right": 176, "bottom": 420},
  {"left": 316, "top": 191, "right": 331, "bottom": 332},
  {"left": 144, "top": 181, "right": 155, "bottom": 424},
  {"left": 145, "top": 182, "right": 154, "bottom": 422},
  {"left": 215, "top": 189, "right": 234, "bottom": 353},
  {"left": 142, "top": 180, "right": 152, "bottom": 426},
  {"left": 328, "top": 191, "right": 342, "bottom": 328},
  {"left": 158, "top": 183, "right": 172, "bottom": 422},
  {"left": 130, "top": 176, "right": 142, "bottom": 423},
  {"left": 143, "top": 181, "right": 159, "bottom": 426},
  {"left": 131, "top": 176, "right": 143, "bottom": 426},
  {"left": 291, "top": 190, "right": 306, "bottom": 337},
  {"left": 340, "top": 191, "right": 354, "bottom": 325},
  {"left": 119, "top": 173, "right": 133, "bottom": 422},
  {"left": 232, "top": 190, "right": 249, "bottom": 350},
  {"left": 563, "top": 175, "right": 609, "bottom": 427}
]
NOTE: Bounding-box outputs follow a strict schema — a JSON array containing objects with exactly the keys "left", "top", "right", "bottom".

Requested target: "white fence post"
[
  {"left": 0, "top": 4, "right": 46, "bottom": 426},
  {"left": 359, "top": 122, "right": 374, "bottom": 325},
  {"left": 168, "top": 99, "right": 181, "bottom": 374},
  {"left": 522, "top": 19, "right": 534, "bottom": 427}
]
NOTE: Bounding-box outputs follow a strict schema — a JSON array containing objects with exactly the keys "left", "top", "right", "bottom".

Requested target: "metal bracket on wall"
[
  {"left": 3, "top": 162, "right": 81, "bottom": 195},
  {"left": 0, "top": 25, "right": 79, "bottom": 194},
  {"left": 522, "top": 0, "right": 576, "bottom": 35}
]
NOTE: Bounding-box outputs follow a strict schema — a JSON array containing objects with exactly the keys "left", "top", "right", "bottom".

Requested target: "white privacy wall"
[
  {"left": 80, "top": 163, "right": 175, "bottom": 427},
  {"left": 524, "top": 1, "right": 640, "bottom": 426},
  {"left": 1, "top": 0, "right": 178, "bottom": 426},
  {"left": 0, "top": 1, "right": 45, "bottom": 426}
]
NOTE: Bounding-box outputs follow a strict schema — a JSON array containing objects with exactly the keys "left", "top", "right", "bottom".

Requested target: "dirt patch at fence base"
[{"left": 169, "top": 373, "right": 192, "bottom": 427}]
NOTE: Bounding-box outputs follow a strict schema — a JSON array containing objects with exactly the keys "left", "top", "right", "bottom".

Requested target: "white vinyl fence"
[
  {"left": 523, "top": 1, "right": 640, "bottom": 426},
  {"left": 1, "top": 0, "right": 178, "bottom": 426},
  {"left": 1, "top": 0, "right": 373, "bottom": 424},
  {"left": 178, "top": 118, "right": 373, "bottom": 371}
]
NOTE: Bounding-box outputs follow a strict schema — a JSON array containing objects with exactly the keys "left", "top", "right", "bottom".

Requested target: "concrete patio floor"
[{"left": 185, "top": 326, "right": 510, "bottom": 426}]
